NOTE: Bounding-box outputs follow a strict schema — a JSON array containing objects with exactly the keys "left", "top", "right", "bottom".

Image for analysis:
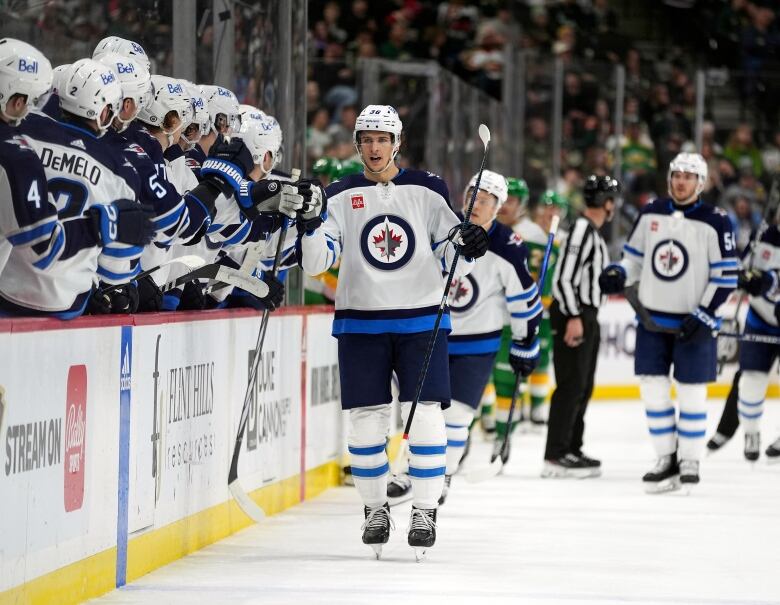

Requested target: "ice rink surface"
[{"left": 90, "top": 399, "right": 780, "bottom": 605}]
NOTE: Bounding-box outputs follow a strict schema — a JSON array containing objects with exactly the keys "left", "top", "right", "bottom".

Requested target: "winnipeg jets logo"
[
  {"left": 651, "top": 239, "right": 688, "bottom": 281},
  {"left": 360, "top": 214, "right": 415, "bottom": 270},
  {"left": 447, "top": 274, "right": 479, "bottom": 312}
]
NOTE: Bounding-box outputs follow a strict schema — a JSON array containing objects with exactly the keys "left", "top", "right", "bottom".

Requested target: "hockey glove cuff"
[
  {"left": 509, "top": 338, "right": 540, "bottom": 377},
  {"left": 738, "top": 268, "right": 776, "bottom": 297},
  {"left": 679, "top": 306, "right": 721, "bottom": 343},
  {"left": 200, "top": 159, "right": 246, "bottom": 195},
  {"left": 449, "top": 223, "right": 489, "bottom": 258},
  {"left": 89, "top": 200, "right": 155, "bottom": 247},
  {"left": 296, "top": 180, "right": 328, "bottom": 234},
  {"left": 598, "top": 263, "right": 626, "bottom": 294},
  {"left": 236, "top": 180, "right": 303, "bottom": 221},
  {"left": 136, "top": 274, "right": 163, "bottom": 312}
]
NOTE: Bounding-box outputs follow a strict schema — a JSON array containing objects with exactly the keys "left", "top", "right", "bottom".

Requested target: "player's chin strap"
[{"left": 355, "top": 143, "right": 400, "bottom": 176}]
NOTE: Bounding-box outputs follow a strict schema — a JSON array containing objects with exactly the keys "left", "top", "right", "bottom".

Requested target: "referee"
[{"left": 542, "top": 175, "right": 619, "bottom": 478}]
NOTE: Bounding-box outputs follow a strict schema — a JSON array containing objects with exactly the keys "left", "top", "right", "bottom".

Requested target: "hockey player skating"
[
  {"left": 297, "top": 104, "right": 489, "bottom": 559},
  {"left": 599, "top": 152, "right": 738, "bottom": 493},
  {"left": 440, "top": 170, "right": 541, "bottom": 502}
]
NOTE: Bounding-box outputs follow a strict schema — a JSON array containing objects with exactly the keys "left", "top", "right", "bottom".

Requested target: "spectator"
[
  {"left": 724, "top": 123, "right": 763, "bottom": 178},
  {"left": 307, "top": 107, "right": 333, "bottom": 161},
  {"left": 727, "top": 194, "right": 763, "bottom": 254}
]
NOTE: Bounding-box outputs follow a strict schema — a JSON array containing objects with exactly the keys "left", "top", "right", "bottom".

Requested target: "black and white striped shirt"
[{"left": 552, "top": 215, "right": 609, "bottom": 316}]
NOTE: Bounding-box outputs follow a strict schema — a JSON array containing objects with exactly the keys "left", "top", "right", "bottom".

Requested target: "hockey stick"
[
  {"left": 467, "top": 214, "right": 560, "bottom": 483},
  {"left": 391, "top": 124, "right": 491, "bottom": 475},
  {"left": 624, "top": 284, "right": 780, "bottom": 345},
  {"left": 100, "top": 255, "right": 206, "bottom": 294},
  {"left": 227, "top": 218, "right": 290, "bottom": 522},
  {"left": 162, "top": 263, "right": 271, "bottom": 299}
]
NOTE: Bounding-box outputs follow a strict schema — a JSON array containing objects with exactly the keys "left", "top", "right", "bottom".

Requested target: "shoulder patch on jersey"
[
  {"left": 126, "top": 143, "right": 148, "bottom": 157},
  {"left": 5, "top": 134, "right": 34, "bottom": 152},
  {"left": 185, "top": 157, "right": 201, "bottom": 169},
  {"left": 507, "top": 232, "right": 524, "bottom": 247}
]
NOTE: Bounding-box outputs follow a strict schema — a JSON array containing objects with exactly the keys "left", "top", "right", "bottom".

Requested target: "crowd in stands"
[{"left": 1, "top": 0, "right": 778, "bottom": 253}]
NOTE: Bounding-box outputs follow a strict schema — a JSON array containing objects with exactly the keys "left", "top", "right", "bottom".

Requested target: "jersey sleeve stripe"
[
  {"left": 709, "top": 260, "right": 739, "bottom": 268},
  {"left": 506, "top": 284, "right": 539, "bottom": 302},
  {"left": 510, "top": 300, "right": 543, "bottom": 319},
  {"left": 32, "top": 227, "right": 65, "bottom": 270},
  {"left": 7, "top": 219, "right": 57, "bottom": 246},
  {"left": 623, "top": 243, "right": 643, "bottom": 258}
]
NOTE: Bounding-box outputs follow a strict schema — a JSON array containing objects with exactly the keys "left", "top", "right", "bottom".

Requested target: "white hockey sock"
[
  {"left": 348, "top": 404, "right": 391, "bottom": 508},
  {"left": 401, "top": 400, "right": 446, "bottom": 510},
  {"left": 640, "top": 375, "right": 676, "bottom": 456},
  {"left": 738, "top": 370, "right": 770, "bottom": 434},
  {"left": 677, "top": 382, "right": 707, "bottom": 461},
  {"left": 443, "top": 400, "right": 476, "bottom": 475}
]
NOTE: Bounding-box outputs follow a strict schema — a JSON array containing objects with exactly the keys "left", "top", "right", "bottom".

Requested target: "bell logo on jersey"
[
  {"left": 447, "top": 274, "right": 479, "bottom": 312},
  {"left": 360, "top": 214, "right": 416, "bottom": 270},
  {"left": 651, "top": 239, "right": 689, "bottom": 281},
  {"left": 116, "top": 62, "right": 135, "bottom": 75},
  {"left": 18, "top": 58, "right": 38, "bottom": 73},
  {"left": 351, "top": 194, "right": 364, "bottom": 209}
]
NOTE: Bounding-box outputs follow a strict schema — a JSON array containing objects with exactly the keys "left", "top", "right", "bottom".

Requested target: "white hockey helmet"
[
  {"left": 234, "top": 113, "right": 283, "bottom": 176},
  {"left": 51, "top": 63, "right": 72, "bottom": 95},
  {"left": 93, "top": 52, "right": 151, "bottom": 131},
  {"left": 200, "top": 84, "right": 240, "bottom": 135},
  {"left": 353, "top": 104, "right": 402, "bottom": 147},
  {"left": 137, "top": 75, "right": 190, "bottom": 135},
  {"left": 238, "top": 103, "right": 266, "bottom": 124},
  {"left": 667, "top": 152, "right": 708, "bottom": 202},
  {"left": 93, "top": 36, "right": 151, "bottom": 72},
  {"left": 179, "top": 82, "right": 209, "bottom": 150},
  {"left": 58, "top": 58, "right": 122, "bottom": 137},
  {"left": 0, "top": 38, "right": 53, "bottom": 124},
  {"left": 464, "top": 169, "right": 508, "bottom": 206}
]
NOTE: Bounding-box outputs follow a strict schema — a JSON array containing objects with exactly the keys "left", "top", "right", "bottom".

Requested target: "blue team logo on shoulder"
[
  {"left": 651, "top": 239, "right": 689, "bottom": 281},
  {"left": 360, "top": 214, "right": 415, "bottom": 271},
  {"left": 447, "top": 274, "right": 479, "bottom": 312}
]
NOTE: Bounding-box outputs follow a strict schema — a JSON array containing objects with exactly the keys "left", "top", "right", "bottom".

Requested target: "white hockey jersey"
[
  {"left": 746, "top": 225, "right": 780, "bottom": 331},
  {"left": 6, "top": 112, "right": 141, "bottom": 315},
  {"left": 298, "top": 169, "right": 474, "bottom": 335},
  {"left": 448, "top": 220, "right": 542, "bottom": 354},
  {"left": 620, "top": 198, "right": 738, "bottom": 327}
]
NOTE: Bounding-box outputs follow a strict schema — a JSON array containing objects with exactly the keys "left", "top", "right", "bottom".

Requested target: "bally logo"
[
  {"left": 64, "top": 365, "right": 87, "bottom": 512},
  {"left": 651, "top": 221, "right": 658, "bottom": 232},
  {"left": 351, "top": 194, "right": 364, "bottom": 209}
]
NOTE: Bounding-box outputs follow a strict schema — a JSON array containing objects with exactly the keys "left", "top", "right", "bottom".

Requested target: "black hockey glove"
[
  {"left": 178, "top": 280, "right": 206, "bottom": 311},
  {"left": 738, "top": 268, "right": 775, "bottom": 297},
  {"left": 295, "top": 179, "right": 327, "bottom": 234},
  {"left": 136, "top": 274, "right": 163, "bottom": 312},
  {"left": 87, "top": 285, "right": 113, "bottom": 315},
  {"left": 111, "top": 281, "right": 139, "bottom": 313},
  {"left": 449, "top": 223, "right": 489, "bottom": 258},
  {"left": 89, "top": 200, "right": 155, "bottom": 247},
  {"left": 509, "top": 337, "right": 540, "bottom": 377},
  {"left": 261, "top": 274, "right": 285, "bottom": 311},
  {"left": 598, "top": 263, "right": 627, "bottom": 294},
  {"left": 200, "top": 136, "right": 254, "bottom": 197},
  {"left": 679, "top": 306, "right": 720, "bottom": 343}
]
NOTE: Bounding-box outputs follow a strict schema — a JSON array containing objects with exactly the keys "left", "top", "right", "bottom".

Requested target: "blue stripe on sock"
[
  {"left": 739, "top": 398, "right": 763, "bottom": 408},
  {"left": 739, "top": 410, "right": 763, "bottom": 419},
  {"left": 678, "top": 429, "right": 706, "bottom": 438},
  {"left": 679, "top": 412, "right": 706, "bottom": 421},
  {"left": 409, "top": 444, "right": 447, "bottom": 455},
  {"left": 649, "top": 426, "right": 676, "bottom": 435},
  {"left": 351, "top": 462, "right": 390, "bottom": 478},
  {"left": 348, "top": 443, "right": 385, "bottom": 456},
  {"left": 646, "top": 408, "right": 675, "bottom": 418},
  {"left": 408, "top": 466, "right": 446, "bottom": 478}
]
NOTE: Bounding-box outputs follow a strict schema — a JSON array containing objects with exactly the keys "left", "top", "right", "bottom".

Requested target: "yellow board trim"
[
  {"left": 1, "top": 461, "right": 341, "bottom": 605},
  {"left": 496, "top": 383, "right": 780, "bottom": 405}
]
